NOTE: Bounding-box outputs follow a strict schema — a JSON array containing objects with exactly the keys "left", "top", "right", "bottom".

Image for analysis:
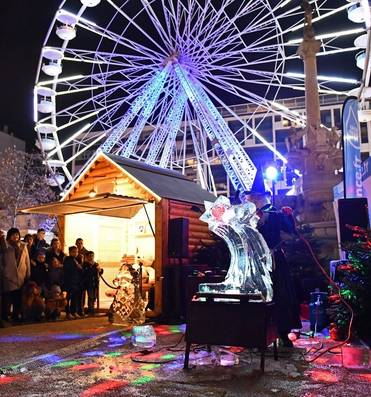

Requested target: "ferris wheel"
[{"left": 34, "top": 0, "right": 362, "bottom": 193}]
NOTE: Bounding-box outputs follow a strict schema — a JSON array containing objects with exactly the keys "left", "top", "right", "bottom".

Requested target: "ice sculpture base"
[
  {"left": 184, "top": 296, "right": 278, "bottom": 372},
  {"left": 199, "top": 282, "right": 266, "bottom": 302}
]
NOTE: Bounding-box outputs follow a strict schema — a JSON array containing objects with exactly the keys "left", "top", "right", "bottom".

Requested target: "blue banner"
[{"left": 342, "top": 97, "right": 363, "bottom": 198}]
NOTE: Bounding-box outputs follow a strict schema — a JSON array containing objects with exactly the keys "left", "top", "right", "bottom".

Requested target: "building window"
[
  {"left": 255, "top": 116, "right": 273, "bottom": 143},
  {"left": 320, "top": 109, "right": 332, "bottom": 126},
  {"left": 361, "top": 152, "right": 369, "bottom": 162},
  {"left": 228, "top": 119, "right": 245, "bottom": 142},
  {"left": 275, "top": 129, "right": 289, "bottom": 144},
  {"left": 333, "top": 108, "right": 341, "bottom": 129},
  {"left": 361, "top": 122, "right": 368, "bottom": 144}
]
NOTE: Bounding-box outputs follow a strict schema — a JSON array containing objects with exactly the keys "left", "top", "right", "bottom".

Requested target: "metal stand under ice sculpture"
[{"left": 199, "top": 196, "right": 273, "bottom": 301}]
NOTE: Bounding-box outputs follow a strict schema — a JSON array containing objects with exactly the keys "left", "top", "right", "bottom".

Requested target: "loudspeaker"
[
  {"left": 168, "top": 217, "right": 189, "bottom": 258},
  {"left": 338, "top": 198, "right": 369, "bottom": 244}
]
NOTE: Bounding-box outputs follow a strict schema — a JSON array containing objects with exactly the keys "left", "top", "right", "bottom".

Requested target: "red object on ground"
[{"left": 300, "top": 303, "right": 310, "bottom": 320}]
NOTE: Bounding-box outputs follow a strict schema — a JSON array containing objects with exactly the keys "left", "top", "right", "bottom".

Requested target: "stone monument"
[{"left": 287, "top": 1, "right": 343, "bottom": 223}]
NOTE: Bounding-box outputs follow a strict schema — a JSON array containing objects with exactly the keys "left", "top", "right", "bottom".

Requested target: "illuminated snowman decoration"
[{"left": 199, "top": 196, "right": 273, "bottom": 301}]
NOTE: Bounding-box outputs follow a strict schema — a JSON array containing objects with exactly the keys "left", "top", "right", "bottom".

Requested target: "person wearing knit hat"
[{"left": 240, "top": 166, "right": 302, "bottom": 347}]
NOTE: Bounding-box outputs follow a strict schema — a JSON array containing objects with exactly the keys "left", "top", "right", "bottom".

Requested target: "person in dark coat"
[
  {"left": 75, "top": 238, "right": 89, "bottom": 264},
  {"left": 240, "top": 168, "right": 302, "bottom": 347},
  {"left": 82, "top": 251, "right": 101, "bottom": 315},
  {"left": 46, "top": 238, "right": 65, "bottom": 268},
  {"left": 30, "top": 250, "right": 48, "bottom": 295},
  {"left": 63, "top": 246, "right": 84, "bottom": 319},
  {"left": 46, "top": 257, "right": 64, "bottom": 290},
  {"left": 30, "top": 228, "right": 49, "bottom": 260}
]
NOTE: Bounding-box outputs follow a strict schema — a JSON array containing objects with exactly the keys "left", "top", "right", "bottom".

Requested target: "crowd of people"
[{"left": 0, "top": 227, "right": 102, "bottom": 326}]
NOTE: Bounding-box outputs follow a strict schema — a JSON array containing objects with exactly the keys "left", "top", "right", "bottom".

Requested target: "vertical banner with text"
[{"left": 342, "top": 96, "right": 363, "bottom": 198}]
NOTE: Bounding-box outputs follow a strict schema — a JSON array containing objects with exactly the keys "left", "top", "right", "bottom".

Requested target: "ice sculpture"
[{"left": 199, "top": 196, "right": 273, "bottom": 301}]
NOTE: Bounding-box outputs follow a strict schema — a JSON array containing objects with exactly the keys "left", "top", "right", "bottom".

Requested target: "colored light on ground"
[
  {"left": 71, "top": 363, "right": 101, "bottom": 371},
  {"left": 81, "top": 380, "right": 128, "bottom": 397},
  {"left": 108, "top": 336, "right": 126, "bottom": 343},
  {"left": 160, "top": 354, "right": 177, "bottom": 360},
  {"left": 39, "top": 354, "right": 62, "bottom": 364},
  {"left": 356, "top": 373, "right": 371, "bottom": 382},
  {"left": 131, "top": 375, "right": 155, "bottom": 385},
  {"left": 108, "top": 343, "right": 125, "bottom": 348},
  {"left": 141, "top": 364, "right": 161, "bottom": 370},
  {"left": 53, "top": 334, "right": 83, "bottom": 340},
  {"left": 0, "top": 334, "right": 84, "bottom": 343},
  {"left": 53, "top": 360, "right": 82, "bottom": 368},
  {"left": 0, "top": 336, "right": 36, "bottom": 342},
  {"left": 104, "top": 351, "right": 122, "bottom": 357},
  {"left": 308, "top": 369, "right": 338, "bottom": 383},
  {"left": 0, "top": 375, "right": 26, "bottom": 385},
  {"left": 82, "top": 351, "right": 105, "bottom": 357}
]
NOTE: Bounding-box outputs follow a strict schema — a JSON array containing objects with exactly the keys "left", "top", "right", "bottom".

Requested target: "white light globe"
[{"left": 265, "top": 166, "right": 278, "bottom": 181}]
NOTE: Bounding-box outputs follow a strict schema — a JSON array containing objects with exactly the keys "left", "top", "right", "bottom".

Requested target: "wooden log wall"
[
  {"left": 67, "top": 157, "right": 154, "bottom": 202},
  {"left": 168, "top": 199, "right": 215, "bottom": 263}
]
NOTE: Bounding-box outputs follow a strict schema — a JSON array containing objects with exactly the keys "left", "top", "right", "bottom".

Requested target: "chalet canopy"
[{"left": 20, "top": 193, "right": 147, "bottom": 219}]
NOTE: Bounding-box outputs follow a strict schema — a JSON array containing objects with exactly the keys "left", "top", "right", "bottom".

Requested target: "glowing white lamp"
[{"left": 131, "top": 325, "right": 156, "bottom": 348}]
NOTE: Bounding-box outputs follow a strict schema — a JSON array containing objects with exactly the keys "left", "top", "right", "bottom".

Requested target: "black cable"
[{"left": 99, "top": 273, "right": 118, "bottom": 290}]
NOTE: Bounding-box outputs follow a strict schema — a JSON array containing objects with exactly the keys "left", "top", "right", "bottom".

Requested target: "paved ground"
[{"left": 0, "top": 317, "right": 370, "bottom": 396}]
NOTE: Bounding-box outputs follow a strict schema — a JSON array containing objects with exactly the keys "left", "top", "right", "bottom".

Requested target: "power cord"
[{"left": 298, "top": 235, "right": 354, "bottom": 363}]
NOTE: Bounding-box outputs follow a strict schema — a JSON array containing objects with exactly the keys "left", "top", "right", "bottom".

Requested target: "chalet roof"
[{"left": 106, "top": 154, "right": 216, "bottom": 205}]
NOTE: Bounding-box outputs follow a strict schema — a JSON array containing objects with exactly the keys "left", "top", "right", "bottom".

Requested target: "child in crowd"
[
  {"left": 30, "top": 250, "right": 48, "bottom": 296},
  {"left": 22, "top": 281, "right": 45, "bottom": 322},
  {"left": 45, "top": 285, "right": 66, "bottom": 321},
  {"left": 46, "top": 257, "right": 64, "bottom": 290},
  {"left": 82, "top": 251, "right": 101, "bottom": 315},
  {"left": 63, "top": 246, "right": 84, "bottom": 319}
]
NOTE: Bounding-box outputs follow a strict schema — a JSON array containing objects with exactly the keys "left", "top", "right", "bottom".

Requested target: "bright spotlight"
[{"left": 265, "top": 166, "right": 279, "bottom": 181}]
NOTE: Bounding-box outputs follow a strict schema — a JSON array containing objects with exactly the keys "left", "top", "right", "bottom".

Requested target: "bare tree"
[{"left": 0, "top": 147, "right": 55, "bottom": 228}]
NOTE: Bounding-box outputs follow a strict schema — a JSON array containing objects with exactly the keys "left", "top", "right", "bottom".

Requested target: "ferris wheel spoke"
[
  {"left": 140, "top": 94, "right": 176, "bottom": 162},
  {"left": 192, "top": 0, "right": 243, "bottom": 47},
  {"left": 64, "top": 133, "right": 107, "bottom": 166},
  {"left": 198, "top": 77, "right": 289, "bottom": 163},
  {"left": 63, "top": 48, "right": 160, "bottom": 69},
  {"left": 158, "top": 89, "right": 187, "bottom": 168},
  {"left": 106, "top": 0, "right": 170, "bottom": 57},
  {"left": 200, "top": 72, "right": 300, "bottom": 125},
  {"left": 160, "top": 0, "right": 175, "bottom": 49},
  {"left": 139, "top": 0, "right": 173, "bottom": 50},
  {"left": 49, "top": 82, "right": 132, "bottom": 121},
  {"left": 121, "top": 72, "right": 171, "bottom": 157},
  {"left": 100, "top": 65, "right": 171, "bottom": 154},
  {"left": 76, "top": 20, "right": 165, "bottom": 63}
]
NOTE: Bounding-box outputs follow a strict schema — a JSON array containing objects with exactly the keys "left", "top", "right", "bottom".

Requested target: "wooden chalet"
[{"left": 21, "top": 152, "right": 216, "bottom": 316}]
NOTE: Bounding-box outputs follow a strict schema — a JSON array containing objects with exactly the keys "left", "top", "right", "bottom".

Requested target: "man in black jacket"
[{"left": 240, "top": 169, "right": 302, "bottom": 347}]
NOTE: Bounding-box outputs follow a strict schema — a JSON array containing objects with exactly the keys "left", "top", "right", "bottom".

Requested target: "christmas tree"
[{"left": 327, "top": 227, "right": 371, "bottom": 341}]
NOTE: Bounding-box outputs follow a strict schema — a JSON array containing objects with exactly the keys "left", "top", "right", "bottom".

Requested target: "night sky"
[
  {"left": 0, "top": 0, "right": 362, "bottom": 148},
  {"left": 0, "top": 0, "right": 61, "bottom": 148}
]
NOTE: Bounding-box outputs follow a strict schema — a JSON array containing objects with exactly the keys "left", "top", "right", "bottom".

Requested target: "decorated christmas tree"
[{"left": 327, "top": 227, "right": 371, "bottom": 341}]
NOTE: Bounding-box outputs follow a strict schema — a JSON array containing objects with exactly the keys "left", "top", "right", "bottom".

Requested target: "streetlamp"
[{"left": 265, "top": 166, "right": 279, "bottom": 206}]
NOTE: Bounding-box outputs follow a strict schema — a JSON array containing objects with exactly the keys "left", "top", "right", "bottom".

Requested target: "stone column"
[
  {"left": 287, "top": 3, "right": 342, "bottom": 223},
  {"left": 297, "top": 38, "right": 321, "bottom": 135}
]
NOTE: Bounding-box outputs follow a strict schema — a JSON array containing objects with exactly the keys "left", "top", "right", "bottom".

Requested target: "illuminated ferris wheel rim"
[{"left": 34, "top": 0, "right": 362, "bottom": 191}]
